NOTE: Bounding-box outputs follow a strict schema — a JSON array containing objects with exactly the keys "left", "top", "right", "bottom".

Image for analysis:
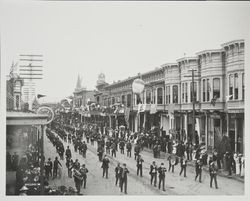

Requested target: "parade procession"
[{"left": 2, "top": 1, "right": 247, "bottom": 197}]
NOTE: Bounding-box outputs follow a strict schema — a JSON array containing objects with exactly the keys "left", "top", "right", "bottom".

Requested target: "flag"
[
  {"left": 125, "top": 107, "right": 130, "bottom": 126},
  {"left": 37, "top": 94, "right": 46, "bottom": 99},
  {"left": 150, "top": 104, "right": 157, "bottom": 114},
  {"left": 210, "top": 95, "right": 218, "bottom": 106},
  {"left": 226, "top": 95, "right": 233, "bottom": 102}
]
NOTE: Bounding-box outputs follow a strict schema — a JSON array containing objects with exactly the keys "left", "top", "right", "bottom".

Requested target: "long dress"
[{"left": 240, "top": 157, "right": 244, "bottom": 177}]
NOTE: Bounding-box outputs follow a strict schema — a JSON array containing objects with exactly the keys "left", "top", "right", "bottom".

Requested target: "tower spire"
[{"left": 75, "top": 74, "right": 82, "bottom": 91}]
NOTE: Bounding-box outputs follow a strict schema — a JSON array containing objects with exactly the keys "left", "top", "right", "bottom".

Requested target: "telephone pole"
[
  {"left": 19, "top": 54, "right": 43, "bottom": 110},
  {"left": 185, "top": 69, "right": 198, "bottom": 143}
]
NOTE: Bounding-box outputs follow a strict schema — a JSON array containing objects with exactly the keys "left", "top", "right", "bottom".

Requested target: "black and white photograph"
[{"left": 1, "top": 0, "right": 249, "bottom": 197}]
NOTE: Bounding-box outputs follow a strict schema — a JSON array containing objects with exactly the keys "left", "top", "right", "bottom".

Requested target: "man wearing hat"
[
  {"left": 80, "top": 164, "right": 89, "bottom": 189},
  {"left": 179, "top": 156, "right": 187, "bottom": 177},
  {"left": 120, "top": 163, "right": 129, "bottom": 194},
  {"left": 195, "top": 158, "right": 203, "bottom": 182},
  {"left": 149, "top": 161, "right": 158, "bottom": 187},
  {"left": 158, "top": 163, "right": 166, "bottom": 191},
  {"left": 101, "top": 155, "right": 110, "bottom": 179},
  {"left": 65, "top": 146, "right": 72, "bottom": 160},
  {"left": 209, "top": 161, "right": 218, "bottom": 189},
  {"left": 53, "top": 157, "right": 62, "bottom": 179},
  {"left": 136, "top": 154, "right": 144, "bottom": 177},
  {"left": 19, "top": 185, "right": 29, "bottom": 196}
]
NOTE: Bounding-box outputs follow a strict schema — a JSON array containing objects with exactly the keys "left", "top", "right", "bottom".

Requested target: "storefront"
[{"left": 6, "top": 111, "right": 48, "bottom": 195}]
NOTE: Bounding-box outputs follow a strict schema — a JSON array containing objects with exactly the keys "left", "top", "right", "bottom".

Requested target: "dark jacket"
[{"left": 102, "top": 158, "right": 110, "bottom": 169}]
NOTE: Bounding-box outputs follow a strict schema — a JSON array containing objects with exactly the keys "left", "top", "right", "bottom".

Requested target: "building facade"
[{"left": 86, "top": 39, "right": 244, "bottom": 154}]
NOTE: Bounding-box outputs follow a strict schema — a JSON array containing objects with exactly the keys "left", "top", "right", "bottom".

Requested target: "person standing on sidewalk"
[
  {"left": 136, "top": 154, "right": 144, "bottom": 177},
  {"left": 179, "top": 156, "right": 187, "bottom": 177},
  {"left": 79, "top": 164, "right": 88, "bottom": 189},
  {"left": 149, "top": 161, "right": 157, "bottom": 187},
  {"left": 115, "top": 163, "right": 122, "bottom": 186},
  {"left": 168, "top": 154, "right": 175, "bottom": 173},
  {"left": 195, "top": 158, "right": 203, "bottom": 182},
  {"left": 97, "top": 145, "right": 104, "bottom": 161},
  {"left": 82, "top": 141, "right": 87, "bottom": 158},
  {"left": 101, "top": 155, "right": 110, "bottom": 179},
  {"left": 65, "top": 146, "right": 72, "bottom": 160},
  {"left": 111, "top": 142, "right": 117, "bottom": 157},
  {"left": 120, "top": 163, "right": 129, "bottom": 194},
  {"left": 53, "top": 157, "right": 62, "bottom": 179},
  {"left": 209, "top": 161, "right": 219, "bottom": 189},
  {"left": 126, "top": 140, "right": 132, "bottom": 157},
  {"left": 119, "top": 139, "right": 125, "bottom": 154},
  {"left": 48, "top": 158, "right": 53, "bottom": 178},
  {"left": 158, "top": 163, "right": 166, "bottom": 191},
  {"left": 73, "top": 165, "right": 84, "bottom": 195},
  {"left": 134, "top": 143, "right": 140, "bottom": 160}
]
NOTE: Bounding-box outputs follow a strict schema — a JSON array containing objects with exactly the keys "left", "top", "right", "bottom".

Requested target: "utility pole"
[
  {"left": 19, "top": 54, "right": 43, "bottom": 110},
  {"left": 185, "top": 69, "right": 198, "bottom": 143}
]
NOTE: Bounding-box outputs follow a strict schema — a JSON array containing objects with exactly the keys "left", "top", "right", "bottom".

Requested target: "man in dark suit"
[
  {"left": 79, "top": 164, "right": 88, "bottom": 189},
  {"left": 158, "top": 163, "right": 166, "bottom": 191},
  {"left": 136, "top": 155, "right": 144, "bottom": 177},
  {"left": 195, "top": 158, "right": 203, "bottom": 182},
  {"left": 115, "top": 163, "right": 122, "bottom": 186},
  {"left": 101, "top": 155, "right": 110, "bottom": 179},
  {"left": 65, "top": 146, "right": 72, "bottom": 160},
  {"left": 179, "top": 156, "right": 187, "bottom": 177},
  {"left": 149, "top": 161, "right": 157, "bottom": 187},
  {"left": 126, "top": 141, "right": 132, "bottom": 157},
  {"left": 82, "top": 141, "right": 87, "bottom": 158},
  {"left": 209, "top": 161, "right": 219, "bottom": 189},
  {"left": 120, "top": 163, "right": 129, "bottom": 194},
  {"left": 111, "top": 143, "right": 116, "bottom": 157},
  {"left": 53, "top": 157, "right": 62, "bottom": 179}
]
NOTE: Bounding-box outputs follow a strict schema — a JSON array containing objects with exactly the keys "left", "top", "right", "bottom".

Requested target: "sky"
[{"left": 1, "top": 0, "right": 250, "bottom": 103}]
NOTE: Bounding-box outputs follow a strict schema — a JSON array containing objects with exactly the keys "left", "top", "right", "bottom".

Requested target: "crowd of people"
[{"left": 7, "top": 112, "right": 244, "bottom": 195}]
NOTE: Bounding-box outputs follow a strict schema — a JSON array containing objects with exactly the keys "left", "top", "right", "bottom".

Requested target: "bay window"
[
  {"left": 173, "top": 85, "right": 178, "bottom": 103},
  {"left": 157, "top": 88, "right": 163, "bottom": 104},
  {"left": 213, "top": 78, "right": 220, "bottom": 99}
]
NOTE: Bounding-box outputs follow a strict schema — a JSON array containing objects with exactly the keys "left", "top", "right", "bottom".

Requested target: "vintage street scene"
[{"left": 2, "top": 1, "right": 248, "bottom": 196}]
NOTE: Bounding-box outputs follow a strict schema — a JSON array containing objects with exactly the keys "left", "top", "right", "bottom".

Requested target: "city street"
[
  {"left": 44, "top": 131, "right": 244, "bottom": 195},
  {"left": 44, "top": 132, "right": 160, "bottom": 195}
]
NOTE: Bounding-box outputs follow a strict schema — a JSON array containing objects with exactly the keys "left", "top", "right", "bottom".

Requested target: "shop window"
[
  {"left": 127, "top": 94, "right": 131, "bottom": 107},
  {"left": 157, "top": 88, "right": 163, "bottom": 104},
  {"left": 203, "top": 79, "right": 206, "bottom": 102},
  {"left": 96, "top": 96, "right": 100, "bottom": 104},
  {"left": 234, "top": 73, "right": 238, "bottom": 100},
  {"left": 112, "top": 97, "right": 115, "bottom": 105},
  {"left": 166, "top": 86, "right": 170, "bottom": 104},
  {"left": 213, "top": 78, "right": 220, "bottom": 99},
  {"left": 172, "top": 85, "right": 178, "bottom": 103},
  {"left": 207, "top": 79, "right": 210, "bottom": 101},
  {"left": 181, "top": 83, "right": 185, "bottom": 103},
  {"left": 185, "top": 83, "right": 188, "bottom": 103},
  {"left": 229, "top": 74, "right": 234, "bottom": 100},
  {"left": 242, "top": 73, "right": 245, "bottom": 100},
  {"left": 190, "top": 82, "right": 197, "bottom": 102},
  {"left": 16, "top": 95, "right": 19, "bottom": 109},
  {"left": 152, "top": 90, "right": 156, "bottom": 104},
  {"left": 121, "top": 95, "right": 126, "bottom": 105},
  {"left": 146, "top": 90, "right": 151, "bottom": 104}
]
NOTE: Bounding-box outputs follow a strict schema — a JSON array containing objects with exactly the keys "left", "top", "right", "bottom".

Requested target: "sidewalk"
[{"left": 140, "top": 146, "right": 244, "bottom": 183}]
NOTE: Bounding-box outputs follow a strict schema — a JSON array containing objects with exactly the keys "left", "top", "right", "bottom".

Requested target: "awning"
[{"left": 6, "top": 111, "right": 48, "bottom": 126}]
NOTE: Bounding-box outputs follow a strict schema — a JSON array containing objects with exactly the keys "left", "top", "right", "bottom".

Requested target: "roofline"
[
  {"left": 196, "top": 49, "right": 223, "bottom": 56},
  {"left": 221, "top": 39, "right": 244, "bottom": 47},
  {"left": 177, "top": 56, "right": 198, "bottom": 63},
  {"left": 161, "top": 63, "right": 178, "bottom": 68}
]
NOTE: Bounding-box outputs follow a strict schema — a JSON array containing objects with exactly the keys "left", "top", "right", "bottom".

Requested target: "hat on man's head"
[{"left": 20, "top": 185, "right": 29, "bottom": 192}]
